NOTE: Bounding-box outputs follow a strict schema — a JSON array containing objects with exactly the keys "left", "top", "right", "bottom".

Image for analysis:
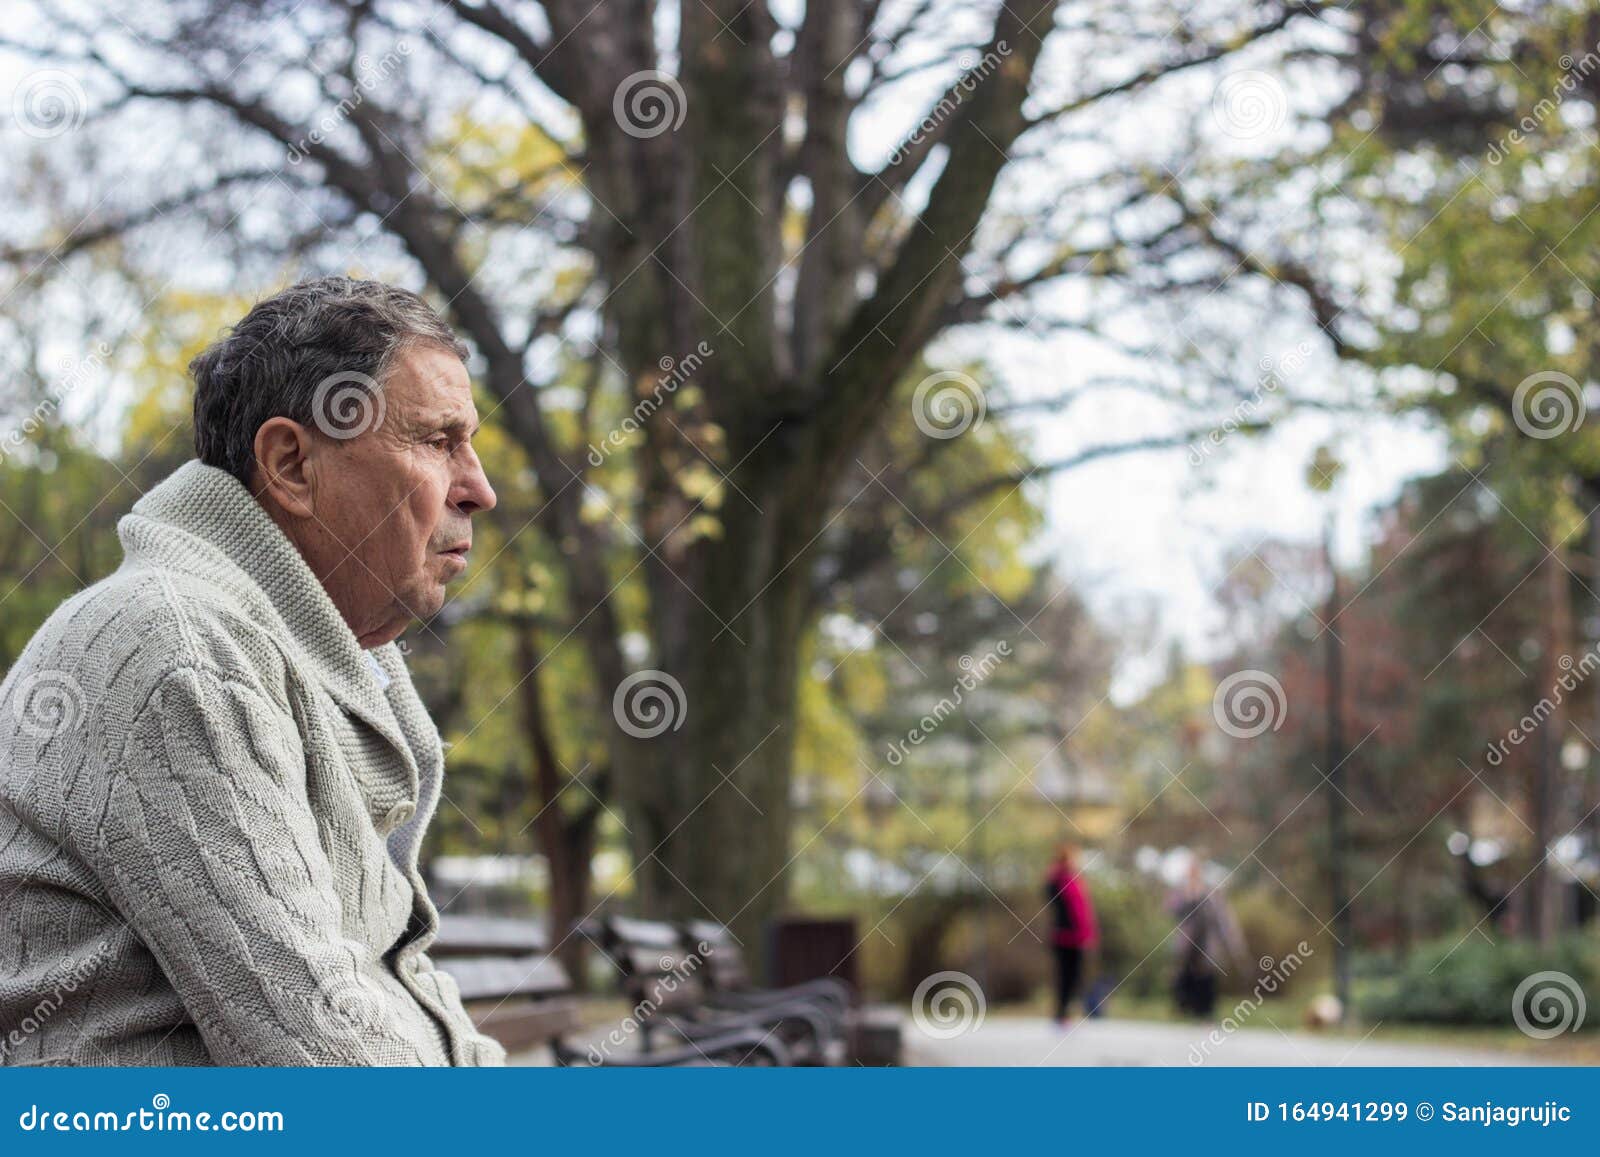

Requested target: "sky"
[{"left": 1038, "top": 392, "right": 1448, "bottom": 696}]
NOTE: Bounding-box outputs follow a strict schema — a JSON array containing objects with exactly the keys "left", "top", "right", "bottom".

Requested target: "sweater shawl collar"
[{"left": 115, "top": 460, "right": 431, "bottom": 816}]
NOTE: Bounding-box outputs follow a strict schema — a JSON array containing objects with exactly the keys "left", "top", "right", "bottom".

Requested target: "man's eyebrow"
[{"left": 415, "top": 415, "right": 481, "bottom": 437}]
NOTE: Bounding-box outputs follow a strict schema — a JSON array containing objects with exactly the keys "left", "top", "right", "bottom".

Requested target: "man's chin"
[{"left": 392, "top": 580, "right": 448, "bottom": 627}]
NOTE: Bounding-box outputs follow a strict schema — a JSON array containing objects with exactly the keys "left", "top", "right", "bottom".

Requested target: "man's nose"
[{"left": 452, "top": 443, "right": 497, "bottom": 515}]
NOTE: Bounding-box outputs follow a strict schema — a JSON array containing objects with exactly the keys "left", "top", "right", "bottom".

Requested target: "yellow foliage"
[
  {"left": 121, "top": 289, "right": 255, "bottom": 453},
  {"left": 428, "top": 112, "right": 579, "bottom": 211}
]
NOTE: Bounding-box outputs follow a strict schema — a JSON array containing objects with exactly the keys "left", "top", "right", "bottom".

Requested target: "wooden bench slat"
[
  {"left": 606, "top": 915, "right": 682, "bottom": 948},
  {"left": 432, "top": 915, "right": 548, "bottom": 958},
  {"left": 684, "top": 919, "right": 736, "bottom": 948},
  {"left": 442, "top": 953, "right": 570, "bottom": 1002},
  {"left": 467, "top": 999, "right": 582, "bottom": 1052}
]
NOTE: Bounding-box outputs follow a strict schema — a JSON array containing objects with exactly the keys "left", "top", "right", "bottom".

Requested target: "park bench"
[
  {"left": 682, "top": 918, "right": 853, "bottom": 1015},
  {"left": 432, "top": 915, "right": 790, "bottom": 1066},
  {"left": 599, "top": 915, "right": 843, "bottom": 1064},
  {"left": 681, "top": 919, "right": 903, "bottom": 1065}
]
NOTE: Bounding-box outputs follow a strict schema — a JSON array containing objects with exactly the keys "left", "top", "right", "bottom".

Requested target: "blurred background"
[{"left": 2, "top": 0, "right": 1599, "bottom": 1062}]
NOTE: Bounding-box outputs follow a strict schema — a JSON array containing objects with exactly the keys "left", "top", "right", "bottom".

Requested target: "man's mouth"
[{"left": 440, "top": 543, "right": 471, "bottom": 561}]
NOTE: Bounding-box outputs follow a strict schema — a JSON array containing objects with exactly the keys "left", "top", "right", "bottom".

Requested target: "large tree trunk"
[
  {"left": 591, "top": 0, "right": 1054, "bottom": 947},
  {"left": 619, "top": 459, "right": 821, "bottom": 953}
]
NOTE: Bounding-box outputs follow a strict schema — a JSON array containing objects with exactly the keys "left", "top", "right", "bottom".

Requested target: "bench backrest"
[
  {"left": 602, "top": 916, "right": 710, "bottom": 1013},
  {"left": 682, "top": 919, "right": 752, "bottom": 991}
]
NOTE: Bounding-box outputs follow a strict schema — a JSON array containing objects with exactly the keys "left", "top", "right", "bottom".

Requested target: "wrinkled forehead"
[{"left": 382, "top": 344, "right": 479, "bottom": 430}]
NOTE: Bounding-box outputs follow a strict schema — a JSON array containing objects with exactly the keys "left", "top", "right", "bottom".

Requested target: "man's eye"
[{"left": 427, "top": 437, "right": 451, "bottom": 451}]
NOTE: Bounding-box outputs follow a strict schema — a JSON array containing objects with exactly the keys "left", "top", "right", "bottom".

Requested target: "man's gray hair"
[{"left": 191, "top": 276, "right": 469, "bottom": 484}]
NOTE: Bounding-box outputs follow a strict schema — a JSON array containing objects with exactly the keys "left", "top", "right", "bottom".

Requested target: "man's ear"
[{"left": 252, "top": 417, "right": 318, "bottom": 518}]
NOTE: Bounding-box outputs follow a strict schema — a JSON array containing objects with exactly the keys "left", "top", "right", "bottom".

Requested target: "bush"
[
  {"left": 1226, "top": 887, "right": 1327, "bottom": 997},
  {"left": 1089, "top": 870, "right": 1172, "bottom": 1000},
  {"left": 1363, "top": 931, "right": 1599, "bottom": 1028},
  {"left": 946, "top": 911, "right": 1049, "bottom": 1005}
]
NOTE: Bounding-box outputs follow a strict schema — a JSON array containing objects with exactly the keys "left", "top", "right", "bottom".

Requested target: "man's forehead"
[{"left": 384, "top": 346, "right": 478, "bottom": 426}]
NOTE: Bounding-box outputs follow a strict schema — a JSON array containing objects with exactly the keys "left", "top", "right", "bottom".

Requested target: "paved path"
[{"left": 905, "top": 1015, "right": 1537, "bottom": 1067}]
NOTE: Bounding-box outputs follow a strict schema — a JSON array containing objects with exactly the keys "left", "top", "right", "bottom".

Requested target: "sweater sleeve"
[{"left": 84, "top": 666, "right": 449, "bottom": 1066}]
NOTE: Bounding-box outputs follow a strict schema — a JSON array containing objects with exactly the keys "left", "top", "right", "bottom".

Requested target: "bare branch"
[
  {"left": 1021, "top": 1, "right": 1324, "bottom": 127},
  {"left": 821, "top": 423, "right": 1268, "bottom": 600},
  {"left": 0, "top": 167, "right": 292, "bottom": 268},
  {"left": 1167, "top": 180, "right": 1363, "bottom": 356},
  {"left": 435, "top": 0, "right": 588, "bottom": 112},
  {"left": 813, "top": 0, "right": 1062, "bottom": 481}
]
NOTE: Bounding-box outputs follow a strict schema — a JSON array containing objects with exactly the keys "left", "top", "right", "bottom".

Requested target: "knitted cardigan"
[{"left": 0, "top": 460, "right": 505, "bottom": 1067}]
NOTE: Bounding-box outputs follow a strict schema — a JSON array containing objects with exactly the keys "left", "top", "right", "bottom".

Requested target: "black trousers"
[
  {"left": 1175, "top": 967, "right": 1218, "bottom": 1018},
  {"left": 1053, "top": 945, "right": 1083, "bottom": 1019}
]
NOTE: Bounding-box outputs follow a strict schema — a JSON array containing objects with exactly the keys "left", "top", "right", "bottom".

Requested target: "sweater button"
[{"left": 384, "top": 801, "right": 416, "bottom": 830}]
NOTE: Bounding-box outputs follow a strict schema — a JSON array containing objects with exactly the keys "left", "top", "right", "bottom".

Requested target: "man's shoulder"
[{"left": 5, "top": 560, "right": 294, "bottom": 720}]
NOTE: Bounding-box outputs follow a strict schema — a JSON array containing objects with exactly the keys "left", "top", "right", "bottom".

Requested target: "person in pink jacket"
[{"left": 1043, "top": 844, "right": 1100, "bottom": 1024}]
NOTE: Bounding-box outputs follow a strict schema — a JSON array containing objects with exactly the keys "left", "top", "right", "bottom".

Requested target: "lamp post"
[
  {"left": 1323, "top": 510, "right": 1352, "bottom": 1016},
  {"left": 1308, "top": 446, "right": 1353, "bottom": 1017},
  {"left": 967, "top": 715, "right": 989, "bottom": 994}
]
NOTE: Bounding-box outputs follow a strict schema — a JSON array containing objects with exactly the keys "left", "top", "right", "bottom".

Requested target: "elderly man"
[{"left": 0, "top": 278, "right": 506, "bottom": 1066}]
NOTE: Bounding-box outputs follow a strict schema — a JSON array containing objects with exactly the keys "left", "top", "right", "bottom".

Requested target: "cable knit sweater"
[{"left": 0, "top": 460, "right": 505, "bottom": 1067}]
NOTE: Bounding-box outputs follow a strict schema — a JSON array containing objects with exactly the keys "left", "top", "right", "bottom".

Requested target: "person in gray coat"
[{"left": 1167, "top": 858, "right": 1248, "bottom": 1020}]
